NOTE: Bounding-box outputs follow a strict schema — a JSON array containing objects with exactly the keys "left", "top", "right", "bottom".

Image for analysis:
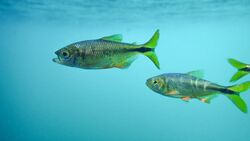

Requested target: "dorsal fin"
[
  {"left": 100, "top": 34, "right": 123, "bottom": 42},
  {"left": 187, "top": 70, "right": 204, "bottom": 78}
]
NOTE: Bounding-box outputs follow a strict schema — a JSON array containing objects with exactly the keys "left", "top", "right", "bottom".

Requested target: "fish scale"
[
  {"left": 53, "top": 29, "right": 160, "bottom": 69},
  {"left": 146, "top": 71, "right": 250, "bottom": 113}
]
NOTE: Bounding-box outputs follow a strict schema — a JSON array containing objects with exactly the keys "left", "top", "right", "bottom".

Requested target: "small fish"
[
  {"left": 146, "top": 70, "right": 250, "bottom": 113},
  {"left": 228, "top": 58, "right": 250, "bottom": 82},
  {"left": 53, "top": 30, "right": 160, "bottom": 69}
]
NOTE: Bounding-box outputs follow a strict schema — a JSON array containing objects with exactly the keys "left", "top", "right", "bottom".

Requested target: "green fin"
[
  {"left": 225, "top": 81, "right": 250, "bottom": 113},
  {"left": 144, "top": 52, "right": 160, "bottom": 69},
  {"left": 142, "top": 29, "right": 160, "bottom": 69},
  {"left": 101, "top": 34, "right": 123, "bottom": 42},
  {"left": 226, "top": 95, "right": 247, "bottom": 113},
  {"left": 199, "top": 94, "right": 218, "bottom": 104},
  {"left": 230, "top": 71, "right": 248, "bottom": 82},
  {"left": 144, "top": 29, "right": 159, "bottom": 48},
  {"left": 187, "top": 70, "right": 204, "bottom": 78},
  {"left": 228, "top": 58, "right": 247, "bottom": 69},
  {"left": 228, "top": 81, "right": 250, "bottom": 93}
]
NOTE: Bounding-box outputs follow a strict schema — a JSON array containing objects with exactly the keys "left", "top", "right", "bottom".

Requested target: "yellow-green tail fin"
[
  {"left": 143, "top": 29, "right": 160, "bottom": 69},
  {"left": 228, "top": 58, "right": 247, "bottom": 69},
  {"left": 226, "top": 95, "right": 247, "bottom": 113},
  {"left": 228, "top": 81, "right": 250, "bottom": 93},
  {"left": 226, "top": 81, "right": 250, "bottom": 113},
  {"left": 228, "top": 58, "right": 248, "bottom": 82},
  {"left": 230, "top": 71, "right": 248, "bottom": 82}
]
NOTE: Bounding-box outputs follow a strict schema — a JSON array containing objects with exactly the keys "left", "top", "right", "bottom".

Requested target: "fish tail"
[
  {"left": 228, "top": 81, "right": 250, "bottom": 93},
  {"left": 228, "top": 58, "right": 248, "bottom": 82},
  {"left": 224, "top": 81, "right": 250, "bottom": 113},
  {"left": 142, "top": 29, "right": 160, "bottom": 69}
]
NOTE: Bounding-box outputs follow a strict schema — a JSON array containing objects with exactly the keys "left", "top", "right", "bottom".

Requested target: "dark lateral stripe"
[
  {"left": 240, "top": 67, "right": 250, "bottom": 72},
  {"left": 129, "top": 47, "right": 154, "bottom": 53},
  {"left": 212, "top": 87, "right": 238, "bottom": 95},
  {"left": 220, "top": 88, "right": 238, "bottom": 95},
  {"left": 208, "top": 85, "right": 237, "bottom": 95}
]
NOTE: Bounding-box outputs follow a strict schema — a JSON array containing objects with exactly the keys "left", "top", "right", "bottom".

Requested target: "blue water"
[{"left": 1, "top": 0, "right": 250, "bottom": 141}]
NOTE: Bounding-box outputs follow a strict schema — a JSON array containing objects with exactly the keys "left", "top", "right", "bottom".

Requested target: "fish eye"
[
  {"left": 61, "top": 51, "right": 70, "bottom": 58},
  {"left": 153, "top": 80, "right": 158, "bottom": 84}
]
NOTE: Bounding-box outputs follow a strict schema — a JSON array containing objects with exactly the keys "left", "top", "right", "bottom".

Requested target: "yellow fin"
[{"left": 142, "top": 29, "right": 160, "bottom": 69}]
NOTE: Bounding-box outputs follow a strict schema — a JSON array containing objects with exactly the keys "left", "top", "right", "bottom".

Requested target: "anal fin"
[
  {"left": 181, "top": 97, "right": 191, "bottom": 102},
  {"left": 198, "top": 94, "right": 218, "bottom": 104},
  {"left": 115, "top": 56, "right": 138, "bottom": 69}
]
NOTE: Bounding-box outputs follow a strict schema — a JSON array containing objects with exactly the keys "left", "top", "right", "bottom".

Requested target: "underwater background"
[{"left": 1, "top": 0, "right": 250, "bottom": 141}]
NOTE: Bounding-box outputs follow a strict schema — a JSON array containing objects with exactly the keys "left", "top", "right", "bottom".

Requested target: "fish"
[
  {"left": 228, "top": 58, "right": 250, "bottom": 82},
  {"left": 146, "top": 70, "right": 250, "bottom": 113},
  {"left": 53, "top": 30, "right": 160, "bottom": 69}
]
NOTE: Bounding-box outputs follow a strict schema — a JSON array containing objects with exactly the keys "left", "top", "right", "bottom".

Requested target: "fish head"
[
  {"left": 146, "top": 75, "right": 166, "bottom": 94},
  {"left": 53, "top": 45, "right": 78, "bottom": 67}
]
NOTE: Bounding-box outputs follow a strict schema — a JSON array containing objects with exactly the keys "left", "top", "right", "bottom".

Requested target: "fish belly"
[
  {"left": 75, "top": 40, "right": 140, "bottom": 69},
  {"left": 78, "top": 50, "right": 137, "bottom": 69}
]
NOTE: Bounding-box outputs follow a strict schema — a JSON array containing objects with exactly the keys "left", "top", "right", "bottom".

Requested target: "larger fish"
[
  {"left": 146, "top": 71, "right": 250, "bottom": 113},
  {"left": 53, "top": 30, "right": 160, "bottom": 69},
  {"left": 228, "top": 58, "right": 250, "bottom": 82}
]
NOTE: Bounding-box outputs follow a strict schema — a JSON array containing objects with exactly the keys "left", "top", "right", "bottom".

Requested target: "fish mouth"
[
  {"left": 52, "top": 58, "right": 60, "bottom": 63},
  {"left": 145, "top": 79, "right": 151, "bottom": 88},
  {"left": 53, "top": 50, "right": 62, "bottom": 64},
  {"left": 52, "top": 55, "right": 63, "bottom": 64}
]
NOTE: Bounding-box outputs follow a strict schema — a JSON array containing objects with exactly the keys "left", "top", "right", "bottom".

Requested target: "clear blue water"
[{"left": 1, "top": 0, "right": 250, "bottom": 141}]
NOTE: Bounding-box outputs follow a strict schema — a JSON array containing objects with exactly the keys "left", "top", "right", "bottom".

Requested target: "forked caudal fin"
[
  {"left": 226, "top": 95, "right": 247, "bottom": 113},
  {"left": 142, "top": 29, "right": 160, "bottom": 69},
  {"left": 228, "top": 58, "right": 249, "bottom": 82},
  {"left": 226, "top": 81, "right": 250, "bottom": 113}
]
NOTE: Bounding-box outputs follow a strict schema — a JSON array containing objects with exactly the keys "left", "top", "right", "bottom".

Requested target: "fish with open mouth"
[{"left": 53, "top": 30, "right": 160, "bottom": 69}]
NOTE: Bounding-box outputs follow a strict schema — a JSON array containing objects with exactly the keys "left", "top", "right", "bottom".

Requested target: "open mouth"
[
  {"left": 52, "top": 57, "right": 60, "bottom": 63},
  {"left": 146, "top": 79, "right": 151, "bottom": 87},
  {"left": 53, "top": 50, "right": 63, "bottom": 64},
  {"left": 52, "top": 53, "right": 62, "bottom": 64}
]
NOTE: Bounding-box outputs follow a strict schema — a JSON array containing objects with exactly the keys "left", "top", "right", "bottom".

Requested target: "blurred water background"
[{"left": 1, "top": 0, "right": 250, "bottom": 141}]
